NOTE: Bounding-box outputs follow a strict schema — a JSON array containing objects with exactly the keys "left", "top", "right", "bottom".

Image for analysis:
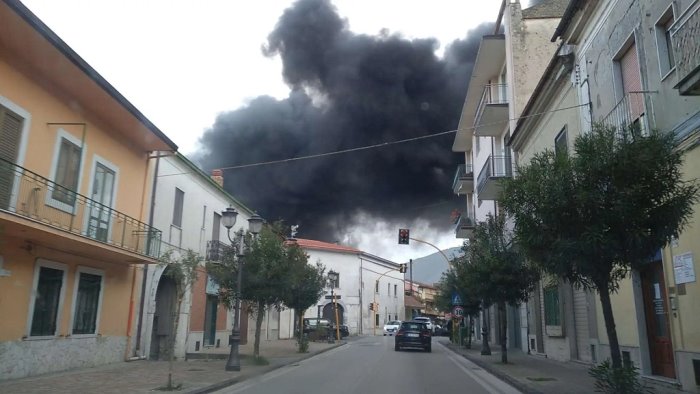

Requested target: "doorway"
[
  {"left": 87, "top": 163, "right": 115, "bottom": 242},
  {"left": 203, "top": 295, "right": 218, "bottom": 347},
  {"left": 150, "top": 272, "right": 176, "bottom": 360},
  {"left": 640, "top": 260, "right": 676, "bottom": 378},
  {"left": 322, "top": 303, "right": 344, "bottom": 325}
]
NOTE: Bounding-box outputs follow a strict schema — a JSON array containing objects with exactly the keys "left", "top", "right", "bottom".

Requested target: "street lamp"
[
  {"left": 327, "top": 270, "right": 341, "bottom": 341},
  {"left": 223, "top": 207, "right": 264, "bottom": 372}
]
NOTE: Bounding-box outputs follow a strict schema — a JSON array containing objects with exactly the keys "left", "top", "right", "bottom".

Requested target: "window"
[
  {"left": 51, "top": 136, "right": 82, "bottom": 206},
  {"left": 394, "top": 284, "right": 397, "bottom": 297},
  {"left": 71, "top": 268, "right": 104, "bottom": 335},
  {"left": 543, "top": 286, "right": 561, "bottom": 327},
  {"left": 0, "top": 104, "right": 24, "bottom": 210},
  {"left": 29, "top": 261, "right": 67, "bottom": 337},
  {"left": 375, "top": 281, "right": 379, "bottom": 293},
  {"left": 387, "top": 283, "right": 390, "bottom": 295},
  {"left": 172, "top": 188, "right": 184, "bottom": 227},
  {"left": 212, "top": 211, "right": 220, "bottom": 242},
  {"left": 655, "top": 7, "right": 676, "bottom": 77},
  {"left": 555, "top": 127, "right": 568, "bottom": 157},
  {"left": 375, "top": 313, "right": 380, "bottom": 326}
]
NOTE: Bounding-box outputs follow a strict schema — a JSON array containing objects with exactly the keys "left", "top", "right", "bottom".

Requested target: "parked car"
[
  {"left": 383, "top": 320, "right": 402, "bottom": 336},
  {"left": 395, "top": 321, "right": 432, "bottom": 352},
  {"left": 413, "top": 316, "right": 433, "bottom": 332},
  {"left": 330, "top": 322, "right": 350, "bottom": 338},
  {"left": 434, "top": 324, "right": 449, "bottom": 337}
]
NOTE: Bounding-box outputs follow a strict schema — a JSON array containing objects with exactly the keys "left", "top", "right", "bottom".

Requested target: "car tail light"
[
  {"left": 396, "top": 330, "right": 404, "bottom": 337},
  {"left": 421, "top": 330, "right": 431, "bottom": 337}
]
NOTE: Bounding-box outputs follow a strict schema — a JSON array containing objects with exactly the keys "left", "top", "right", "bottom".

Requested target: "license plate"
[{"left": 407, "top": 333, "right": 419, "bottom": 337}]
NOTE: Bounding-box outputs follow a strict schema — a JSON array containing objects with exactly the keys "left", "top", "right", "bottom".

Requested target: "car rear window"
[
  {"left": 401, "top": 322, "right": 425, "bottom": 330},
  {"left": 388, "top": 321, "right": 400, "bottom": 325}
]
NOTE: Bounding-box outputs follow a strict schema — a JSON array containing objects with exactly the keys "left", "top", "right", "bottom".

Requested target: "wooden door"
[{"left": 641, "top": 261, "right": 676, "bottom": 378}]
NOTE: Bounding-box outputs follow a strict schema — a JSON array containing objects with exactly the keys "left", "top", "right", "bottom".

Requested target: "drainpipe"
[{"left": 135, "top": 152, "right": 161, "bottom": 356}]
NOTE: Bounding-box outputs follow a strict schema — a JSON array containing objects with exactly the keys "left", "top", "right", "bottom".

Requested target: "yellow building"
[{"left": 0, "top": 1, "right": 177, "bottom": 380}]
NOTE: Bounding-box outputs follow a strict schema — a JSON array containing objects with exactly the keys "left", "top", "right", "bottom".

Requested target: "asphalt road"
[{"left": 216, "top": 336, "right": 521, "bottom": 394}]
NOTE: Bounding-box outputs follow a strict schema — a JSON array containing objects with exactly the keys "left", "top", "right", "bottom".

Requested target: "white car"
[
  {"left": 383, "top": 320, "right": 402, "bottom": 336},
  {"left": 413, "top": 316, "right": 433, "bottom": 332}
]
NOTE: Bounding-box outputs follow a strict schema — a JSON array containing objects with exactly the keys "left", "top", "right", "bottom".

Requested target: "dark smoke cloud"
[{"left": 197, "top": 0, "right": 492, "bottom": 241}]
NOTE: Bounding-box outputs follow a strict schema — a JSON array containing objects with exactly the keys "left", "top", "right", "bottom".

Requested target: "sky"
[{"left": 21, "top": 0, "right": 530, "bottom": 263}]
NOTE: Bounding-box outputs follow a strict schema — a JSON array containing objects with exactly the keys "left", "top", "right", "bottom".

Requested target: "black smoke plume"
[{"left": 198, "top": 0, "right": 492, "bottom": 241}]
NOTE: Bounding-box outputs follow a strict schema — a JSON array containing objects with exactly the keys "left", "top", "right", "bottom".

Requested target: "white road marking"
[{"left": 438, "top": 341, "right": 522, "bottom": 394}]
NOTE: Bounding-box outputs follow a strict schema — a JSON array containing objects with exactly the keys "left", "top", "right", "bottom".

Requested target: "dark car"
[
  {"left": 394, "top": 321, "right": 431, "bottom": 352},
  {"left": 329, "top": 323, "right": 350, "bottom": 338}
]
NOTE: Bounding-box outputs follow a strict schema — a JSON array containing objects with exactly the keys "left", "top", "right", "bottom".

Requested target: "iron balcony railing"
[
  {"left": 477, "top": 155, "right": 513, "bottom": 195},
  {"left": 599, "top": 92, "right": 652, "bottom": 133},
  {"left": 0, "top": 157, "right": 161, "bottom": 258},
  {"left": 454, "top": 211, "right": 476, "bottom": 230},
  {"left": 206, "top": 239, "right": 233, "bottom": 262},
  {"left": 670, "top": 1, "right": 700, "bottom": 94},
  {"left": 452, "top": 163, "right": 474, "bottom": 191},
  {"left": 474, "top": 84, "right": 508, "bottom": 127}
]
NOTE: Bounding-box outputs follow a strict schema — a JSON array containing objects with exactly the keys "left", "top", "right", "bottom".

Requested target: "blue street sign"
[{"left": 451, "top": 292, "right": 463, "bottom": 306}]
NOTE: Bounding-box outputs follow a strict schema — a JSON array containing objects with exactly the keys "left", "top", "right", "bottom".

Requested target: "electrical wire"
[{"left": 158, "top": 102, "right": 590, "bottom": 177}]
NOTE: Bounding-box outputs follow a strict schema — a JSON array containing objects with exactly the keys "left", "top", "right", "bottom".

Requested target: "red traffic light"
[{"left": 398, "top": 229, "right": 410, "bottom": 245}]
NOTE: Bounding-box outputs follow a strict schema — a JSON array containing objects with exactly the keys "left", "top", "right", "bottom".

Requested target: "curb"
[
  {"left": 188, "top": 341, "right": 347, "bottom": 394},
  {"left": 441, "top": 341, "right": 543, "bottom": 394}
]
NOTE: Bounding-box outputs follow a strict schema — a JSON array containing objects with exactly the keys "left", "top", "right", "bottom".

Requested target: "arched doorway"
[
  {"left": 322, "top": 303, "right": 344, "bottom": 325},
  {"left": 150, "top": 271, "right": 176, "bottom": 360}
]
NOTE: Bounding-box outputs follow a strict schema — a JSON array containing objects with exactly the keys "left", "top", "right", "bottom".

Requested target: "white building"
[
  {"left": 278, "top": 239, "right": 405, "bottom": 337},
  {"left": 138, "top": 153, "right": 255, "bottom": 359},
  {"left": 451, "top": 0, "right": 568, "bottom": 353}
]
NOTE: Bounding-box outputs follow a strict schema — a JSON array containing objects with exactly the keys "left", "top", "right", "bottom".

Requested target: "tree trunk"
[
  {"left": 598, "top": 283, "right": 622, "bottom": 369},
  {"left": 499, "top": 301, "right": 508, "bottom": 364},
  {"left": 466, "top": 315, "right": 473, "bottom": 349},
  {"left": 168, "top": 294, "right": 183, "bottom": 389},
  {"left": 254, "top": 301, "right": 265, "bottom": 358}
]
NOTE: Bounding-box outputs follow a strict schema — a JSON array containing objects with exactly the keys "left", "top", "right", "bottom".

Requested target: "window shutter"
[
  {"left": 620, "top": 44, "right": 644, "bottom": 120},
  {"left": 0, "top": 107, "right": 23, "bottom": 162}
]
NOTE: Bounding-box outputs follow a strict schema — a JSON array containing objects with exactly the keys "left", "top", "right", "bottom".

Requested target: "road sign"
[
  {"left": 453, "top": 306, "right": 464, "bottom": 317},
  {"left": 324, "top": 295, "right": 341, "bottom": 299},
  {"left": 451, "top": 293, "right": 463, "bottom": 306}
]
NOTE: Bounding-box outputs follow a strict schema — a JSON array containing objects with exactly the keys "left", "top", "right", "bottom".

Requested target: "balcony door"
[
  {"left": 618, "top": 43, "right": 645, "bottom": 125},
  {"left": 87, "top": 162, "right": 116, "bottom": 242}
]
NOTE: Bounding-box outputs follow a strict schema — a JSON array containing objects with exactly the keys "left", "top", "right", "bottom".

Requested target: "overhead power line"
[{"left": 158, "top": 102, "right": 589, "bottom": 177}]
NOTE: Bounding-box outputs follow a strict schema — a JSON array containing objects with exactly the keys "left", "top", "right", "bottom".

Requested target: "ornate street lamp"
[
  {"left": 223, "top": 208, "right": 264, "bottom": 371},
  {"left": 327, "top": 270, "right": 341, "bottom": 341}
]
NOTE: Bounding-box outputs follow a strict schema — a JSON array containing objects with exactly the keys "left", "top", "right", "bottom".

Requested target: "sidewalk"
[
  {"left": 439, "top": 338, "right": 597, "bottom": 394},
  {"left": 0, "top": 339, "right": 345, "bottom": 394}
]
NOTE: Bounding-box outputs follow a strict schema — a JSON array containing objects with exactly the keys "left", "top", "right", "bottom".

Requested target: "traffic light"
[
  {"left": 399, "top": 264, "right": 407, "bottom": 273},
  {"left": 369, "top": 303, "right": 374, "bottom": 311},
  {"left": 398, "top": 229, "right": 410, "bottom": 245}
]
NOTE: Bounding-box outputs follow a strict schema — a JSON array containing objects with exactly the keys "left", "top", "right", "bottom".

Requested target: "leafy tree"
[
  {"left": 280, "top": 244, "right": 326, "bottom": 352},
  {"left": 158, "top": 249, "right": 202, "bottom": 390},
  {"left": 501, "top": 124, "right": 699, "bottom": 369},
  {"left": 436, "top": 266, "right": 480, "bottom": 348},
  {"left": 208, "top": 223, "right": 290, "bottom": 359},
  {"left": 460, "top": 214, "right": 538, "bottom": 363}
]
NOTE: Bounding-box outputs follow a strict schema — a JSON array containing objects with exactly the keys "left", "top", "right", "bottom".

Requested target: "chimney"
[{"left": 211, "top": 169, "right": 223, "bottom": 187}]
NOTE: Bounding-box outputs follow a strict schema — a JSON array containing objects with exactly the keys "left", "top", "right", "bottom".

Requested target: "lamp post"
[
  {"left": 327, "top": 270, "right": 341, "bottom": 342},
  {"left": 222, "top": 207, "right": 263, "bottom": 372}
]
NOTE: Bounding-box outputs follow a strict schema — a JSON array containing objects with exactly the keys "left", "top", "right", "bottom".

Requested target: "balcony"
[
  {"left": 452, "top": 164, "right": 474, "bottom": 195},
  {"left": 599, "top": 92, "right": 652, "bottom": 134},
  {"left": 474, "top": 84, "right": 509, "bottom": 137},
  {"left": 477, "top": 155, "right": 513, "bottom": 201},
  {"left": 454, "top": 212, "right": 476, "bottom": 239},
  {"left": 206, "top": 240, "right": 233, "bottom": 262},
  {"left": 0, "top": 157, "right": 161, "bottom": 263},
  {"left": 671, "top": 1, "right": 700, "bottom": 95}
]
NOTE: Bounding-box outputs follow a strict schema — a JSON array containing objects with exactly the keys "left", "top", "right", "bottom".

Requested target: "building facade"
[
  {"left": 0, "top": 0, "right": 177, "bottom": 380},
  {"left": 139, "top": 154, "right": 255, "bottom": 360},
  {"left": 451, "top": 0, "right": 568, "bottom": 353},
  {"left": 278, "top": 239, "right": 405, "bottom": 337}
]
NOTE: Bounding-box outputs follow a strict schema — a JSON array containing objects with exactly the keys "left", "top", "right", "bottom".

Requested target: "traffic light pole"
[{"left": 408, "top": 237, "right": 452, "bottom": 266}]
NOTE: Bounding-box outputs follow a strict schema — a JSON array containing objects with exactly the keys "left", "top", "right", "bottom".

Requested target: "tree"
[
  {"left": 460, "top": 214, "right": 538, "bottom": 363},
  {"left": 280, "top": 243, "right": 326, "bottom": 352},
  {"left": 501, "top": 124, "right": 699, "bottom": 369},
  {"left": 208, "top": 223, "right": 290, "bottom": 359},
  {"left": 158, "top": 249, "right": 202, "bottom": 390},
  {"left": 436, "top": 266, "right": 480, "bottom": 348}
]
